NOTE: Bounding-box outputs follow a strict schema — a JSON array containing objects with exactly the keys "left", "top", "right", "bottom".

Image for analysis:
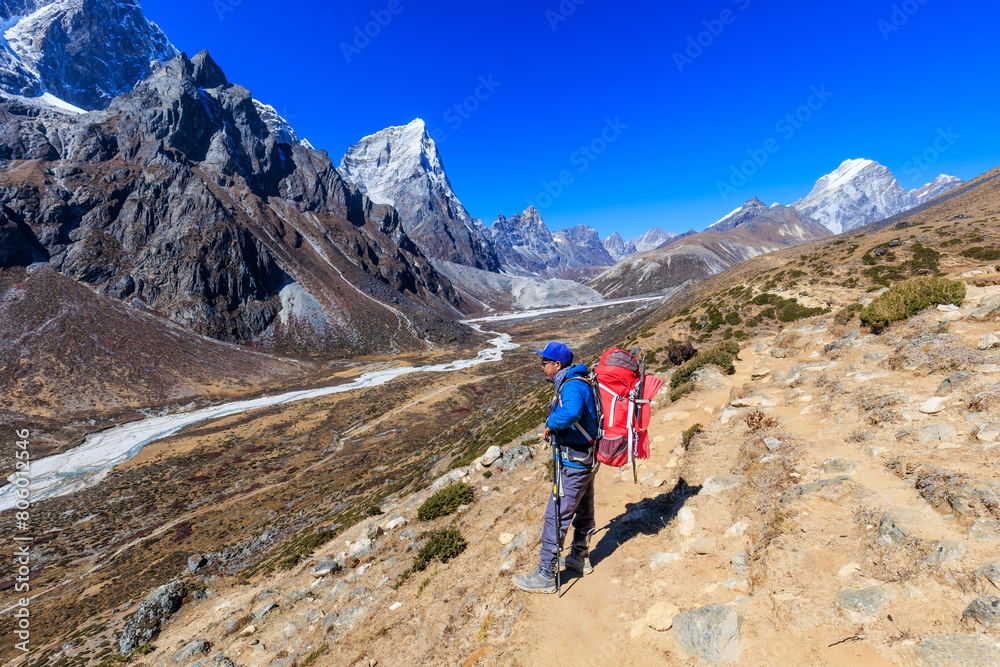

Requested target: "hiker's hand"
[{"left": 543, "top": 427, "right": 552, "bottom": 441}]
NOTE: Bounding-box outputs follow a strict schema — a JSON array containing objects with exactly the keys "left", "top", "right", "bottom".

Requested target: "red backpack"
[{"left": 591, "top": 348, "right": 664, "bottom": 477}]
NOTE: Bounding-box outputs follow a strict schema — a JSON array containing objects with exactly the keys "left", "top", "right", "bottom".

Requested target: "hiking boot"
[
  {"left": 512, "top": 568, "right": 556, "bottom": 594},
  {"left": 563, "top": 552, "right": 593, "bottom": 575}
]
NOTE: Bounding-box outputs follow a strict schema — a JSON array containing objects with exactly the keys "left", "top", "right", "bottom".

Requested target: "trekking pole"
[
  {"left": 549, "top": 433, "right": 562, "bottom": 597},
  {"left": 632, "top": 355, "right": 646, "bottom": 484}
]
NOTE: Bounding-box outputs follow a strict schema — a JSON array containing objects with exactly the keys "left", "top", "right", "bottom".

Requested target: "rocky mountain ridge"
[
  {"left": 0, "top": 50, "right": 468, "bottom": 355},
  {"left": 592, "top": 199, "right": 831, "bottom": 298},
  {"left": 0, "top": 0, "right": 176, "bottom": 109}
]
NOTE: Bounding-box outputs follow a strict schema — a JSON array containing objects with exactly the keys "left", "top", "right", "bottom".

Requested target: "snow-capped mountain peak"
[
  {"left": 631, "top": 227, "right": 678, "bottom": 252},
  {"left": 339, "top": 118, "right": 500, "bottom": 271},
  {"left": 602, "top": 231, "right": 637, "bottom": 261},
  {"left": 793, "top": 158, "right": 963, "bottom": 234}
]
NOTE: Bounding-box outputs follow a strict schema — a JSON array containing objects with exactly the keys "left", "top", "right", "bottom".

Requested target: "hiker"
[{"left": 513, "top": 341, "right": 600, "bottom": 594}]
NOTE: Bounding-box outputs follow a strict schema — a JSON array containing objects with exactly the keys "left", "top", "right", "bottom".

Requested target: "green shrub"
[
  {"left": 725, "top": 311, "right": 743, "bottom": 326},
  {"left": 961, "top": 246, "right": 1000, "bottom": 261},
  {"left": 859, "top": 276, "right": 966, "bottom": 333},
  {"left": 417, "top": 482, "right": 474, "bottom": 521},
  {"left": 670, "top": 342, "right": 739, "bottom": 389},
  {"left": 776, "top": 301, "right": 827, "bottom": 322},
  {"left": 669, "top": 382, "right": 694, "bottom": 402},
  {"left": 412, "top": 528, "right": 467, "bottom": 571},
  {"left": 680, "top": 423, "right": 702, "bottom": 449}
]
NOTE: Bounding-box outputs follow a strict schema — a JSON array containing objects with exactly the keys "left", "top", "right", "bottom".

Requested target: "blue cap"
[{"left": 534, "top": 341, "right": 573, "bottom": 365}]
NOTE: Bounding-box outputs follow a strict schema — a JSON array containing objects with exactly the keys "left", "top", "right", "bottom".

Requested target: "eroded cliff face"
[
  {"left": 0, "top": 51, "right": 466, "bottom": 354},
  {"left": 0, "top": 0, "right": 177, "bottom": 109}
]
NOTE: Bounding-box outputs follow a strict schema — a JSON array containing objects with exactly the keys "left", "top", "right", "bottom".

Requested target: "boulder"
[
  {"left": 500, "top": 445, "right": 533, "bottom": 469},
  {"left": 919, "top": 397, "right": 947, "bottom": 414},
  {"left": 970, "top": 518, "right": 1000, "bottom": 541},
  {"left": 700, "top": 475, "right": 744, "bottom": 496},
  {"left": 313, "top": 556, "right": 339, "bottom": 577},
  {"left": 837, "top": 586, "right": 893, "bottom": 620},
  {"left": 646, "top": 602, "right": 680, "bottom": 631},
  {"left": 976, "top": 560, "right": 1000, "bottom": 589},
  {"left": 672, "top": 605, "right": 743, "bottom": 666},
  {"left": 480, "top": 446, "right": 502, "bottom": 466},
  {"left": 925, "top": 540, "right": 966, "bottom": 565},
  {"left": 963, "top": 596, "right": 1000, "bottom": 632},
  {"left": 979, "top": 334, "right": 1000, "bottom": 350},
  {"left": 677, "top": 507, "right": 695, "bottom": 537},
  {"left": 171, "top": 639, "right": 210, "bottom": 663},
  {"left": 938, "top": 371, "right": 974, "bottom": 395},
  {"left": 917, "top": 424, "right": 957, "bottom": 444},
  {"left": 187, "top": 554, "right": 207, "bottom": 574},
  {"left": 119, "top": 581, "right": 188, "bottom": 655},
  {"left": 897, "top": 634, "right": 1000, "bottom": 666}
]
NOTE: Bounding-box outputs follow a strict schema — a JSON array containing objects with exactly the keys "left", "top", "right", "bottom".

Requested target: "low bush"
[
  {"left": 417, "top": 482, "right": 474, "bottom": 521},
  {"left": 412, "top": 527, "right": 467, "bottom": 571},
  {"left": 961, "top": 246, "right": 1000, "bottom": 261},
  {"left": 669, "top": 382, "right": 694, "bottom": 402},
  {"left": 679, "top": 423, "right": 702, "bottom": 449},
  {"left": 859, "top": 276, "right": 965, "bottom": 333}
]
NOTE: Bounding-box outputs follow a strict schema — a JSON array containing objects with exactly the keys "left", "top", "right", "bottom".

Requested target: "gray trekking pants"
[{"left": 538, "top": 461, "right": 597, "bottom": 575}]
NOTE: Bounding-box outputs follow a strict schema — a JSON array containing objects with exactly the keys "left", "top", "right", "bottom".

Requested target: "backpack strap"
[{"left": 560, "top": 377, "right": 596, "bottom": 444}]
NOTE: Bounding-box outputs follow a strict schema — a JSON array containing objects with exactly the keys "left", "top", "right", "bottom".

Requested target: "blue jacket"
[{"left": 547, "top": 364, "right": 599, "bottom": 451}]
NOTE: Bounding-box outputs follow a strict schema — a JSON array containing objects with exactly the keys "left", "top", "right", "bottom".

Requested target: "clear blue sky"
[{"left": 144, "top": 0, "right": 999, "bottom": 241}]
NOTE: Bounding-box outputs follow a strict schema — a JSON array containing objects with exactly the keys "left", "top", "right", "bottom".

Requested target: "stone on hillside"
[
  {"left": 691, "top": 537, "right": 720, "bottom": 555},
  {"left": 500, "top": 445, "right": 532, "bottom": 469},
  {"left": 208, "top": 653, "right": 236, "bottom": 667},
  {"left": 119, "top": 581, "right": 188, "bottom": 655},
  {"left": 878, "top": 509, "right": 917, "bottom": 546},
  {"left": 481, "top": 446, "right": 502, "bottom": 466},
  {"left": 349, "top": 538, "right": 373, "bottom": 558},
  {"left": 785, "top": 361, "right": 836, "bottom": 383},
  {"left": 751, "top": 367, "right": 771, "bottom": 380},
  {"left": 306, "top": 609, "right": 323, "bottom": 623},
  {"left": 764, "top": 437, "right": 781, "bottom": 451},
  {"left": 731, "top": 550, "right": 749, "bottom": 578},
  {"left": 756, "top": 342, "right": 770, "bottom": 354},
  {"left": 770, "top": 347, "right": 788, "bottom": 359},
  {"left": 646, "top": 551, "right": 682, "bottom": 571},
  {"left": 971, "top": 518, "right": 1000, "bottom": 541},
  {"left": 925, "top": 540, "right": 966, "bottom": 565},
  {"left": 501, "top": 527, "right": 531, "bottom": 558},
  {"left": 700, "top": 475, "right": 744, "bottom": 496},
  {"left": 979, "top": 334, "right": 1000, "bottom": 350},
  {"left": 313, "top": 556, "right": 339, "bottom": 577},
  {"left": 335, "top": 607, "right": 367, "bottom": 630},
  {"left": 254, "top": 602, "right": 278, "bottom": 622},
  {"left": 362, "top": 524, "right": 384, "bottom": 540},
  {"left": 919, "top": 397, "right": 947, "bottom": 414},
  {"left": 385, "top": 517, "right": 407, "bottom": 531},
  {"left": 399, "top": 528, "right": 418, "bottom": 541},
  {"left": 963, "top": 596, "right": 1000, "bottom": 632},
  {"left": 677, "top": 507, "right": 696, "bottom": 537},
  {"left": 972, "top": 304, "right": 1000, "bottom": 320},
  {"left": 672, "top": 605, "right": 743, "bottom": 666},
  {"left": 938, "top": 371, "right": 974, "bottom": 395},
  {"left": 646, "top": 602, "right": 680, "bottom": 631},
  {"left": 283, "top": 589, "right": 307, "bottom": 605},
  {"left": 348, "top": 586, "right": 372, "bottom": 601},
  {"left": 978, "top": 423, "right": 1000, "bottom": 443},
  {"left": 499, "top": 533, "right": 514, "bottom": 545},
  {"left": 725, "top": 522, "right": 748, "bottom": 537},
  {"left": 863, "top": 352, "right": 887, "bottom": 365},
  {"left": 779, "top": 476, "right": 857, "bottom": 508},
  {"left": 281, "top": 621, "right": 299, "bottom": 638},
  {"left": 730, "top": 395, "right": 761, "bottom": 408},
  {"left": 692, "top": 367, "right": 727, "bottom": 389},
  {"left": 976, "top": 560, "right": 1000, "bottom": 589},
  {"left": 897, "top": 634, "right": 1000, "bottom": 666},
  {"left": 837, "top": 586, "right": 894, "bottom": 620},
  {"left": 720, "top": 407, "right": 739, "bottom": 424},
  {"left": 321, "top": 611, "right": 339, "bottom": 631},
  {"left": 187, "top": 554, "right": 207, "bottom": 574},
  {"left": 172, "top": 639, "right": 210, "bottom": 662},
  {"left": 918, "top": 424, "right": 957, "bottom": 444},
  {"left": 822, "top": 458, "right": 861, "bottom": 474}
]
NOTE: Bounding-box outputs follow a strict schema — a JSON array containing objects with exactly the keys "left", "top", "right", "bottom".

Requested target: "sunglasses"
[{"left": 540, "top": 359, "right": 557, "bottom": 366}]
